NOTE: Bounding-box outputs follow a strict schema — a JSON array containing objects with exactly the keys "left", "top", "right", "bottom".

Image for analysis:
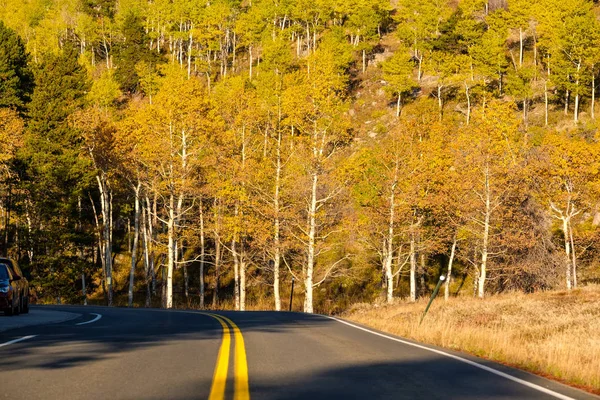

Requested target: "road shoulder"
[
  {"left": 0, "top": 308, "right": 81, "bottom": 332},
  {"left": 326, "top": 314, "right": 600, "bottom": 400}
]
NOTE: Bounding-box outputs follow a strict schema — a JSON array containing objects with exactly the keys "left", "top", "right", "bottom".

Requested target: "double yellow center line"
[{"left": 203, "top": 313, "right": 250, "bottom": 400}]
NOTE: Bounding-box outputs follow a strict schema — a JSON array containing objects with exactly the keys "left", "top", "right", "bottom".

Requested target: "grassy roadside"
[{"left": 343, "top": 285, "right": 600, "bottom": 395}]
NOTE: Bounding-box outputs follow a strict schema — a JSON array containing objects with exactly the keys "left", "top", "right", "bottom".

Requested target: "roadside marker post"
[
  {"left": 420, "top": 275, "right": 445, "bottom": 325},
  {"left": 289, "top": 277, "right": 295, "bottom": 312}
]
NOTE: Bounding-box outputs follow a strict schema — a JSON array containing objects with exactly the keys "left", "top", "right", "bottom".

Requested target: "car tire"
[
  {"left": 5, "top": 300, "right": 15, "bottom": 316},
  {"left": 14, "top": 294, "right": 21, "bottom": 315},
  {"left": 22, "top": 294, "right": 29, "bottom": 314}
]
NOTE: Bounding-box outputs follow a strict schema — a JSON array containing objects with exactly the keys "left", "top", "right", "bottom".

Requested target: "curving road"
[{"left": 0, "top": 306, "right": 596, "bottom": 400}]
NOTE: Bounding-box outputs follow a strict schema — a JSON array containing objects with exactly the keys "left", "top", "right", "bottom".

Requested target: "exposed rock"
[{"left": 373, "top": 50, "right": 393, "bottom": 64}]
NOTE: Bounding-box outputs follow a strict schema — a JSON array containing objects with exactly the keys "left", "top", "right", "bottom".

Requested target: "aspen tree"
[
  {"left": 382, "top": 49, "right": 417, "bottom": 117},
  {"left": 537, "top": 132, "right": 599, "bottom": 290},
  {"left": 124, "top": 67, "right": 211, "bottom": 308},
  {"left": 454, "top": 102, "right": 522, "bottom": 298},
  {"left": 395, "top": 0, "right": 450, "bottom": 81},
  {"left": 211, "top": 75, "right": 263, "bottom": 311},
  {"left": 507, "top": 0, "right": 533, "bottom": 68},
  {"left": 426, "top": 51, "right": 460, "bottom": 121},
  {"left": 283, "top": 32, "right": 352, "bottom": 313},
  {"left": 253, "top": 38, "right": 295, "bottom": 311},
  {"left": 344, "top": 128, "right": 416, "bottom": 303},
  {"left": 73, "top": 108, "right": 119, "bottom": 307}
]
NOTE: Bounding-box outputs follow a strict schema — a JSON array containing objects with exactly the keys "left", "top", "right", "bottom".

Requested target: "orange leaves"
[
  {"left": 535, "top": 130, "right": 600, "bottom": 212},
  {"left": 0, "top": 108, "right": 24, "bottom": 180},
  {"left": 0, "top": 108, "right": 24, "bottom": 165}
]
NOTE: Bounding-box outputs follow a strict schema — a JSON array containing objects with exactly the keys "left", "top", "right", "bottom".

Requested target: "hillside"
[{"left": 1, "top": 0, "right": 600, "bottom": 314}]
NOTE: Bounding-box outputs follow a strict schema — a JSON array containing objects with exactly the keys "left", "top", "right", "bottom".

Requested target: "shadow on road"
[
  {"left": 249, "top": 360, "right": 544, "bottom": 400},
  {"left": 0, "top": 306, "right": 591, "bottom": 400},
  {"left": 0, "top": 307, "right": 335, "bottom": 372}
]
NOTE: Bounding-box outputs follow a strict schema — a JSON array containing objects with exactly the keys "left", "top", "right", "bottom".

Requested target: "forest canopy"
[{"left": 1, "top": 0, "right": 599, "bottom": 312}]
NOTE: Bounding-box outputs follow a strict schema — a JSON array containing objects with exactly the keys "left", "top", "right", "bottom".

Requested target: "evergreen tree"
[
  {"left": 22, "top": 44, "right": 92, "bottom": 265},
  {"left": 0, "top": 21, "right": 33, "bottom": 111},
  {"left": 114, "top": 13, "right": 159, "bottom": 94}
]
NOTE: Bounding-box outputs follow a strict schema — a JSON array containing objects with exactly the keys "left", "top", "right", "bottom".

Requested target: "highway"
[{"left": 0, "top": 306, "right": 596, "bottom": 400}]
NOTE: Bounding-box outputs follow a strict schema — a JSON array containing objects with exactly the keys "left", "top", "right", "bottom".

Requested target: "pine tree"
[
  {"left": 114, "top": 13, "right": 159, "bottom": 94},
  {"left": 0, "top": 21, "right": 33, "bottom": 111},
  {"left": 22, "top": 43, "right": 91, "bottom": 265}
]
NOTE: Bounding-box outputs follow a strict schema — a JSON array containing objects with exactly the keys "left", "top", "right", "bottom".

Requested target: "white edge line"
[
  {"left": 0, "top": 335, "right": 37, "bottom": 348},
  {"left": 76, "top": 313, "right": 102, "bottom": 326},
  {"left": 324, "top": 316, "right": 576, "bottom": 400}
]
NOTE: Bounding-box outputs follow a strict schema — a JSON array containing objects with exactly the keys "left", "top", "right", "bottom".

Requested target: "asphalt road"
[
  {"left": 0, "top": 306, "right": 596, "bottom": 400},
  {"left": 0, "top": 309, "right": 81, "bottom": 332}
]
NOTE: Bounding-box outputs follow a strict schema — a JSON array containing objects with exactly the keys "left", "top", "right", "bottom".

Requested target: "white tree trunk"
[
  {"left": 240, "top": 248, "right": 246, "bottom": 311},
  {"left": 409, "top": 231, "right": 416, "bottom": 302},
  {"left": 533, "top": 34, "right": 537, "bottom": 67},
  {"left": 437, "top": 86, "right": 443, "bottom": 121},
  {"left": 249, "top": 44, "right": 253, "bottom": 79},
  {"left": 24, "top": 201, "right": 34, "bottom": 262},
  {"left": 419, "top": 252, "right": 426, "bottom": 297},
  {"left": 384, "top": 163, "right": 398, "bottom": 304},
  {"left": 304, "top": 172, "right": 318, "bottom": 313},
  {"left": 444, "top": 235, "right": 457, "bottom": 301},
  {"left": 384, "top": 223, "right": 394, "bottom": 304},
  {"left": 545, "top": 81, "right": 549, "bottom": 126},
  {"left": 199, "top": 201, "right": 206, "bottom": 308},
  {"left": 77, "top": 197, "right": 86, "bottom": 305},
  {"left": 166, "top": 193, "right": 175, "bottom": 309},
  {"left": 592, "top": 71, "right": 596, "bottom": 120},
  {"left": 273, "top": 129, "right": 282, "bottom": 311},
  {"left": 142, "top": 206, "right": 152, "bottom": 307},
  {"left": 97, "top": 174, "right": 113, "bottom": 306},
  {"left": 574, "top": 60, "right": 581, "bottom": 122},
  {"left": 128, "top": 182, "right": 141, "bottom": 307},
  {"left": 519, "top": 27, "right": 523, "bottom": 67},
  {"left": 232, "top": 235, "right": 240, "bottom": 311},
  {"left": 89, "top": 194, "right": 105, "bottom": 297},
  {"left": 232, "top": 32, "right": 237, "bottom": 72},
  {"left": 187, "top": 30, "right": 193, "bottom": 79},
  {"left": 569, "top": 220, "right": 577, "bottom": 289},
  {"left": 362, "top": 49, "right": 366, "bottom": 73},
  {"left": 465, "top": 83, "right": 471, "bottom": 125},
  {"left": 212, "top": 200, "right": 221, "bottom": 308},
  {"left": 563, "top": 217, "right": 572, "bottom": 290},
  {"left": 478, "top": 168, "right": 491, "bottom": 299}
]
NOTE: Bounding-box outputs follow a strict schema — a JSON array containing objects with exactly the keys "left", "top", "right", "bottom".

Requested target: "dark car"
[{"left": 0, "top": 258, "right": 30, "bottom": 316}]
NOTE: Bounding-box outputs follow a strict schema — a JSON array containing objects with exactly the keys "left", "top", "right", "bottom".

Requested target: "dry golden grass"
[{"left": 344, "top": 285, "right": 600, "bottom": 394}]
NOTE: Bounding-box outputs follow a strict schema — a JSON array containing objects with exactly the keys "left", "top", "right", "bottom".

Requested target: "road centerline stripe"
[
  {"left": 207, "top": 314, "right": 231, "bottom": 400},
  {"left": 76, "top": 313, "right": 102, "bottom": 326},
  {"left": 325, "top": 316, "right": 576, "bottom": 400},
  {"left": 217, "top": 315, "right": 250, "bottom": 400},
  {"left": 0, "top": 335, "right": 37, "bottom": 348}
]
